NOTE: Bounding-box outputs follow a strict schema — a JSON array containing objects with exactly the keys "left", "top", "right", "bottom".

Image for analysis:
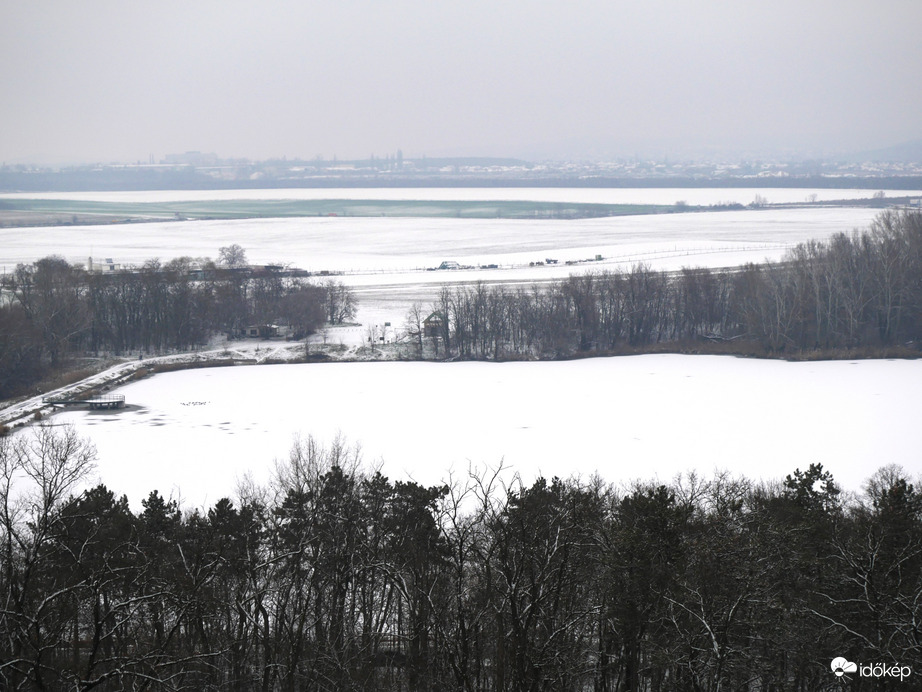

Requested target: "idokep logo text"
[{"left": 831, "top": 657, "right": 912, "bottom": 681}]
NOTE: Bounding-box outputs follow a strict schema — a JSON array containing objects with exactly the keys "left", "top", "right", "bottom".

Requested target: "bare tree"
[
  {"left": 321, "top": 280, "right": 358, "bottom": 325},
  {"left": 0, "top": 424, "right": 95, "bottom": 689},
  {"left": 11, "top": 257, "right": 89, "bottom": 366},
  {"left": 0, "top": 305, "right": 44, "bottom": 399},
  {"left": 404, "top": 302, "right": 426, "bottom": 357},
  {"left": 281, "top": 284, "right": 326, "bottom": 338},
  {"left": 218, "top": 244, "right": 249, "bottom": 269}
]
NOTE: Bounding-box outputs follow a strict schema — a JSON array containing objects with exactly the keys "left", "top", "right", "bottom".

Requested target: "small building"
[
  {"left": 87, "top": 257, "right": 121, "bottom": 272},
  {"left": 423, "top": 312, "right": 445, "bottom": 338},
  {"left": 438, "top": 260, "right": 461, "bottom": 270},
  {"left": 242, "top": 324, "right": 280, "bottom": 338}
]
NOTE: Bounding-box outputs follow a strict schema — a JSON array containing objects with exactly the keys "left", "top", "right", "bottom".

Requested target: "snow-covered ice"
[{"left": 49, "top": 355, "right": 922, "bottom": 509}]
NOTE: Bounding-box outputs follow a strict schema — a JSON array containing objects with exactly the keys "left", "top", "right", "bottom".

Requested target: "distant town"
[{"left": 3, "top": 144, "right": 922, "bottom": 191}]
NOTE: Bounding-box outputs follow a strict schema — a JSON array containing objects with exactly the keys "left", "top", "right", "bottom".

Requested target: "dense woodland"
[
  {"left": 0, "top": 246, "right": 356, "bottom": 399},
  {"left": 0, "top": 425, "right": 919, "bottom": 691},
  {"left": 410, "top": 210, "right": 922, "bottom": 359}
]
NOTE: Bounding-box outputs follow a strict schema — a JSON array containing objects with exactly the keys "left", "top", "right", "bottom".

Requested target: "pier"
[{"left": 42, "top": 394, "right": 125, "bottom": 410}]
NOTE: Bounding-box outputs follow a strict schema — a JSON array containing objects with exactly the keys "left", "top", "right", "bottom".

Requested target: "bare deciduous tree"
[
  {"left": 219, "top": 243, "right": 249, "bottom": 268},
  {"left": 321, "top": 280, "right": 358, "bottom": 325}
]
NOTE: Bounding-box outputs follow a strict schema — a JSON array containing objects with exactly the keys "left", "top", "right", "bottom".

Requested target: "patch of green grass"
[{"left": 3, "top": 198, "right": 684, "bottom": 221}]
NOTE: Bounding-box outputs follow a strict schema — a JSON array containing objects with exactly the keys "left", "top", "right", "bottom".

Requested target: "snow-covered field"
[
  {"left": 0, "top": 203, "right": 888, "bottom": 329},
  {"left": 2, "top": 186, "right": 916, "bottom": 206},
  {"left": 0, "top": 206, "right": 887, "bottom": 272},
  {"left": 51, "top": 356, "right": 921, "bottom": 509}
]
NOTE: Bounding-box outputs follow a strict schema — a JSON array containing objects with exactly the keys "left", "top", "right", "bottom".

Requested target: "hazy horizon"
[{"left": 2, "top": 0, "right": 921, "bottom": 166}]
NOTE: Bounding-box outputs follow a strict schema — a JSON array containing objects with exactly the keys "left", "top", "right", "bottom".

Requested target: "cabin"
[
  {"left": 423, "top": 312, "right": 445, "bottom": 338},
  {"left": 87, "top": 257, "right": 121, "bottom": 272},
  {"left": 241, "top": 324, "right": 280, "bottom": 338}
]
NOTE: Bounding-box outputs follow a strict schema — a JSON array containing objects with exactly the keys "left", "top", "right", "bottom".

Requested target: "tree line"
[
  {"left": 409, "top": 210, "right": 922, "bottom": 359},
  {"left": 0, "top": 246, "right": 357, "bottom": 399},
  {"left": 1, "top": 424, "right": 919, "bottom": 691}
]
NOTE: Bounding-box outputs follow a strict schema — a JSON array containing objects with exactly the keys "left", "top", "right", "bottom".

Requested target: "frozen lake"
[{"left": 52, "top": 355, "right": 922, "bottom": 509}]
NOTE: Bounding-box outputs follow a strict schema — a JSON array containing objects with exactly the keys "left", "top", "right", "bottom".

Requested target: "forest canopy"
[
  {"left": 0, "top": 425, "right": 919, "bottom": 691},
  {"left": 409, "top": 209, "right": 922, "bottom": 359},
  {"left": 0, "top": 253, "right": 356, "bottom": 399}
]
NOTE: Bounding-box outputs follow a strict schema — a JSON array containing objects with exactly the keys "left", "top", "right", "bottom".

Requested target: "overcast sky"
[{"left": 2, "top": 0, "right": 920, "bottom": 165}]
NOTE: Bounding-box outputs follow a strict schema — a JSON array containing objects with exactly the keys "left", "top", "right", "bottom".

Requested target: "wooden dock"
[{"left": 42, "top": 394, "right": 126, "bottom": 410}]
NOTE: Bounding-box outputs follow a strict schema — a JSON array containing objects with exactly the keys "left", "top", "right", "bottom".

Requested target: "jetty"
[{"left": 42, "top": 394, "right": 125, "bottom": 410}]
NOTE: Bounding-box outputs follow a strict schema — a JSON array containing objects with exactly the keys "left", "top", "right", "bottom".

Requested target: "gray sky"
[{"left": 2, "top": 0, "right": 920, "bottom": 165}]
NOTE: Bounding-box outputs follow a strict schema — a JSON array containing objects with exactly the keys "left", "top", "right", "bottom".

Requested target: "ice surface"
[{"left": 51, "top": 355, "right": 922, "bottom": 509}]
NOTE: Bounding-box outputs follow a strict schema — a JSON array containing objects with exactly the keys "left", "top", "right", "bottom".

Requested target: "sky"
[{"left": 1, "top": 0, "right": 921, "bottom": 165}]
